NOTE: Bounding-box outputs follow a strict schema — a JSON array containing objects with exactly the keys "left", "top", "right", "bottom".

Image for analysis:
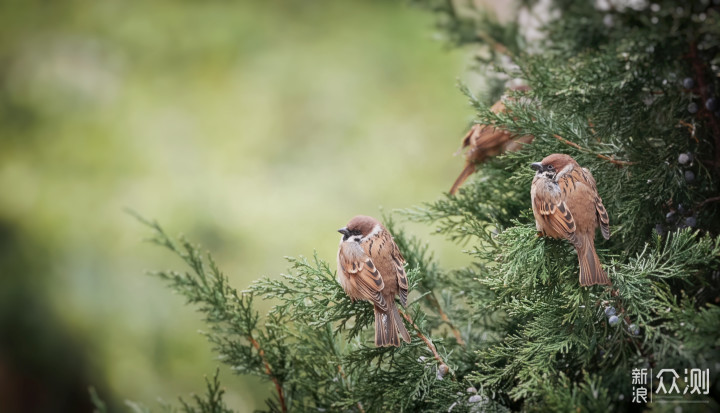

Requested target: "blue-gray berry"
[
  {"left": 609, "top": 315, "right": 620, "bottom": 326},
  {"left": 629, "top": 324, "right": 640, "bottom": 335},
  {"left": 688, "top": 102, "right": 699, "bottom": 113},
  {"left": 685, "top": 170, "right": 695, "bottom": 183},
  {"left": 683, "top": 78, "right": 695, "bottom": 89},
  {"left": 678, "top": 153, "right": 690, "bottom": 165},
  {"left": 677, "top": 203, "right": 686, "bottom": 215},
  {"left": 685, "top": 216, "right": 697, "bottom": 228},
  {"left": 604, "top": 306, "right": 616, "bottom": 317},
  {"left": 436, "top": 363, "right": 449, "bottom": 380},
  {"left": 666, "top": 211, "right": 676, "bottom": 222},
  {"left": 706, "top": 97, "right": 718, "bottom": 111}
]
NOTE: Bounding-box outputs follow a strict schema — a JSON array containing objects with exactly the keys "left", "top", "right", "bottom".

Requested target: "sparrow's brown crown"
[
  {"left": 338, "top": 215, "right": 381, "bottom": 241},
  {"left": 531, "top": 153, "right": 578, "bottom": 175},
  {"left": 541, "top": 153, "right": 577, "bottom": 170}
]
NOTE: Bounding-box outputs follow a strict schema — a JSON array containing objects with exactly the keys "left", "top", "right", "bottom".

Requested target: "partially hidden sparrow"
[
  {"left": 450, "top": 87, "right": 534, "bottom": 195},
  {"left": 530, "top": 154, "right": 612, "bottom": 286},
  {"left": 337, "top": 215, "right": 411, "bottom": 347}
]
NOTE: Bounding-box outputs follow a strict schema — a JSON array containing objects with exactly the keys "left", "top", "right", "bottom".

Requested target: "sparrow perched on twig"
[
  {"left": 530, "top": 154, "right": 612, "bottom": 286},
  {"left": 337, "top": 215, "right": 411, "bottom": 347},
  {"left": 450, "top": 87, "right": 534, "bottom": 195}
]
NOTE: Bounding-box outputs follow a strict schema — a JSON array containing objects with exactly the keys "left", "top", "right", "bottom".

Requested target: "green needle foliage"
[{"left": 126, "top": 1, "right": 720, "bottom": 411}]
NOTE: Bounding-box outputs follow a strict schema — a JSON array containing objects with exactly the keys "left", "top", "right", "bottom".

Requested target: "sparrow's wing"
[
  {"left": 533, "top": 194, "right": 577, "bottom": 243},
  {"left": 390, "top": 241, "right": 409, "bottom": 307},
  {"left": 338, "top": 242, "right": 388, "bottom": 311},
  {"left": 472, "top": 128, "right": 512, "bottom": 151},
  {"left": 595, "top": 199, "right": 610, "bottom": 240},
  {"left": 581, "top": 168, "right": 611, "bottom": 240},
  {"left": 457, "top": 100, "right": 507, "bottom": 152},
  {"left": 534, "top": 169, "right": 581, "bottom": 243}
]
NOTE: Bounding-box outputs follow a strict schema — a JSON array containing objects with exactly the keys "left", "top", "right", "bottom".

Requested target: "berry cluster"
[
  {"left": 448, "top": 386, "right": 491, "bottom": 412},
  {"left": 658, "top": 200, "right": 698, "bottom": 236},
  {"left": 683, "top": 76, "right": 718, "bottom": 116},
  {"left": 678, "top": 151, "right": 697, "bottom": 185},
  {"left": 603, "top": 304, "right": 640, "bottom": 336}
]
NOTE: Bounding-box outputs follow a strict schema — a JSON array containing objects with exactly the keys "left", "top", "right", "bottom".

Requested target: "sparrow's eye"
[{"left": 547, "top": 165, "right": 554, "bottom": 170}]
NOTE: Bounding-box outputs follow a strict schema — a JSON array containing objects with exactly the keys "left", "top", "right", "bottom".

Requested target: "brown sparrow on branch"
[
  {"left": 337, "top": 215, "right": 411, "bottom": 347},
  {"left": 450, "top": 87, "right": 534, "bottom": 195},
  {"left": 530, "top": 154, "right": 612, "bottom": 286}
]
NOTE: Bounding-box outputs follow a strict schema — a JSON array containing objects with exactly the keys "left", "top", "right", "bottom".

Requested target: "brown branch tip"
[
  {"left": 399, "top": 309, "right": 451, "bottom": 379},
  {"left": 250, "top": 336, "right": 287, "bottom": 413},
  {"left": 426, "top": 293, "right": 466, "bottom": 346},
  {"left": 552, "top": 134, "right": 635, "bottom": 166}
]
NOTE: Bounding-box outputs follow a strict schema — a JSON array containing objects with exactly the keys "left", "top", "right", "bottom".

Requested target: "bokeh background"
[{"left": 0, "top": 0, "right": 486, "bottom": 411}]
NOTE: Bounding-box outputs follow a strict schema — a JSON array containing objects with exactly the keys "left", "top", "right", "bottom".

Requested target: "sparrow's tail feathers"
[
  {"left": 449, "top": 163, "right": 476, "bottom": 195},
  {"left": 392, "top": 302, "right": 411, "bottom": 344},
  {"left": 374, "top": 301, "right": 410, "bottom": 347},
  {"left": 578, "top": 242, "right": 611, "bottom": 287}
]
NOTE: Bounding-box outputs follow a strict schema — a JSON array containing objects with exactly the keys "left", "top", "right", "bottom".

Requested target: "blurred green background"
[{"left": 0, "top": 0, "right": 476, "bottom": 411}]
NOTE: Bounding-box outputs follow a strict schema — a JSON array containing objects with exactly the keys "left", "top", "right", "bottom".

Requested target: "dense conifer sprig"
[{"left": 122, "top": 1, "right": 720, "bottom": 411}]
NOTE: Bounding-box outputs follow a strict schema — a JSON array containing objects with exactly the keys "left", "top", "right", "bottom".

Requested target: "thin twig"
[
  {"left": 552, "top": 134, "right": 636, "bottom": 166},
  {"left": 249, "top": 337, "right": 287, "bottom": 413},
  {"left": 677, "top": 120, "right": 699, "bottom": 143},
  {"left": 398, "top": 309, "right": 448, "bottom": 372},
  {"left": 698, "top": 195, "right": 720, "bottom": 208},
  {"left": 445, "top": 0, "right": 512, "bottom": 57},
  {"left": 476, "top": 31, "right": 511, "bottom": 56},
  {"left": 424, "top": 293, "right": 465, "bottom": 346}
]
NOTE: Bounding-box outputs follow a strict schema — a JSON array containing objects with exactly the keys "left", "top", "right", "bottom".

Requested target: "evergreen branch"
[
  {"left": 552, "top": 134, "right": 635, "bottom": 166},
  {"left": 687, "top": 41, "right": 720, "bottom": 166},
  {"left": 336, "top": 364, "right": 366, "bottom": 413},
  {"left": 130, "top": 214, "right": 288, "bottom": 412},
  {"left": 177, "top": 369, "right": 234, "bottom": 413},
  {"left": 475, "top": 30, "right": 512, "bottom": 58},
  {"left": 248, "top": 336, "right": 287, "bottom": 413},
  {"left": 425, "top": 292, "right": 466, "bottom": 346},
  {"left": 383, "top": 214, "right": 466, "bottom": 345},
  {"left": 398, "top": 308, "right": 450, "bottom": 379}
]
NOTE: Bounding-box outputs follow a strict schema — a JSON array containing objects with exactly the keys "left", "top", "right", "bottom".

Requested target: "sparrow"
[
  {"left": 337, "top": 215, "right": 411, "bottom": 347},
  {"left": 450, "top": 87, "right": 534, "bottom": 195},
  {"left": 530, "top": 154, "right": 612, "bottom": 286}
]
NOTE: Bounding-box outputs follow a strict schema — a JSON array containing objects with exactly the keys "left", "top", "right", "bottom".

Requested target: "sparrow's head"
[
  {"left": 531, "top": 153, "right": 577, "bottom": 179},
  {"left": 338, "top": 215, "right": 381, "bottom": 243}
]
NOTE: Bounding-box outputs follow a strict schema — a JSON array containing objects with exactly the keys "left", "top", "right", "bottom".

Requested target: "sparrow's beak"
[
  {"left": 338, "top": 227, "right": 349, "bottom": 236},
  {"left": 530, "top": 162, "right": 544, "bottom": 172}
]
